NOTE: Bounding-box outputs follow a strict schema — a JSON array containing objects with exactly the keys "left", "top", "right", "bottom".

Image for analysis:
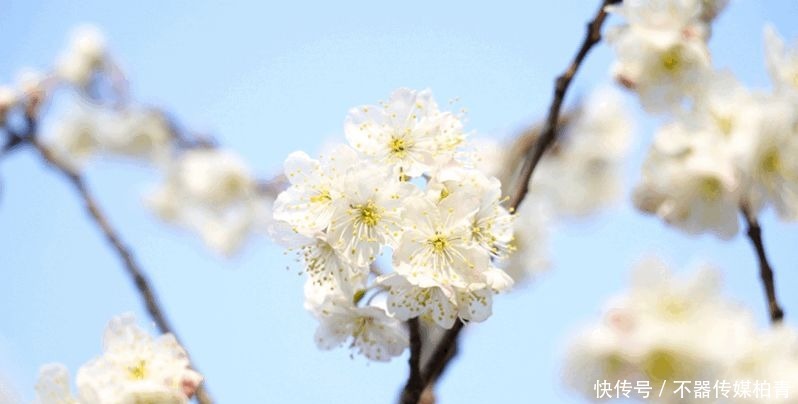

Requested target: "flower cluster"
[
  {"left": 564, "top": 259, "right": 798, "bottom": 403},
  {"left": 272, "top": 88, "right": 516, "bottom": 361},
  {"left": 607, "top": 0, "right": 798, "bottom": 238},
  {"left": 35, "top": 314, "right": 202, "bottom": 404},
  {"left": 1, "top": 26, "right": 275, "bottom": 255}
]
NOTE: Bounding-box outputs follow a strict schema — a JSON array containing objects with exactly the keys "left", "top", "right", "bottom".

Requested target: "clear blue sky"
[{"left": 1, "top": 1, "right": 796, "bottom": 403}]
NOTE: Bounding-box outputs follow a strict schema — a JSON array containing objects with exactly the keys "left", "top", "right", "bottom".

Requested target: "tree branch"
[
  {"left": 29, "top": 136, "right": 215, "bottom": 404},
  {"left": 400, "top": 318, "right": 424, "bottom": 404},
  {"left": 741, "top": 206, "right": 785, "bottom": 323},
  {"left": 508, "top": 0, "right": 620, "bottom": 209},
  {"left": 402, "top": 1, "right": 621, "bottom": 402}
]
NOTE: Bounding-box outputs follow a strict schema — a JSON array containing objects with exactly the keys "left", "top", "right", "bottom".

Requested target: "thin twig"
[
  {"left": 406, "top": 1, "right": 621, "bottom": 401},
  {"left": 29, "top": 137, "right": 215, "bottom": 404},
  {"left": 400, "top": 318, "right": 424, "bottom": 404},
  {"left": 741, "top": 205, "right": 785, "bottom": 323},
  {"left": 508, "top": 0, "right": 620, "bottom": 209}
]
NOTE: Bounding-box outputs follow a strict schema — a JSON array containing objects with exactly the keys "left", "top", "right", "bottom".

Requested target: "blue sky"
[{"left": 1, "top": 1, "right": 797, "bottom": 403}]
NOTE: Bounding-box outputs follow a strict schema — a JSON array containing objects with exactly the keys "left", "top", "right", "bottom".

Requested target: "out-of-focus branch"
[
  {"left": 741, "top": 205, "right": 785, "bottom": 323},
  {"left": 257, "top": 174, "right": 287, "bottom": 197},
  {"left": 28, "top": 134, "right": 214, "bottom": 404},
  {"left": 497, "top": 113, "right": 573, "bottom": 196},
  {"left": 508, "top": 0, "right": 620, "bottom": 210},
  {"left": 407, "top": 2, "right": 621, "bottom": 402}
]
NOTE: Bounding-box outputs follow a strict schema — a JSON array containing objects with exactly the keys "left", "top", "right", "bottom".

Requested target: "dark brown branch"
[
  {"left": 400, "top": 318, "right": 424, "bottom": 404},
  {"left": 419, "top": 320, "right": 463, "bottom": 385},
  {"left": 404, "top": 2, "right": 621, "bottom": 401},
  {"left": 508, "top": 0, "right": 620, "bottom": 210},
  {"left": 741, "top": 206, "right": 785, "bottom": 323},
  {"left": 29, "top": 137, "right": 215, "bottom": 404}
]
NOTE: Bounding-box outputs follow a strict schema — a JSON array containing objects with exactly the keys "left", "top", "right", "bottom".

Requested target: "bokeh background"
[{"left": 1, "top": 1, "right": 797, "bottom": 402}]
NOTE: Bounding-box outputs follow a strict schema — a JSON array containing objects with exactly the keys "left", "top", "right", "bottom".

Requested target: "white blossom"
[
  {"left": 305, "top": 284, "right": 408, "bottom": 362},
  {"left": 764, "top": 25, "right": 798, "bottom": 95},
  {"left": 326, "top": 161, "right": 413, "bottom": 266},
  {"left": 633, "top": 120, "right": 740, "bottom": 238},
  {"left": 345, "top": 88, "right": 464, "bottom": 178},
  {"left": 501, "top": 198, "right": 550, "bottom": 284},
  {"left": 607, "top": 0, "right": 712, "bottom": 112},
  {"left": 55, "top": 25, "right": 107, "bottom": 87},
  {"left": 36, "top": 314, "right": 202, "bottom": 404},
  {"left": 95, "top": 109, "right": 173, "bottom": 160},
  {"left": 392, "top": 191, "right": 488, "bottom": 288},
  {"left": 459, "top": 137, "right": 506, "bottom": 180},
  {"left": 298, "top": 235, "right": 368, "bottom": 296},
  {"left": 734, "top": 94, "right": 798, "bottom": 220},
  {"left": 531, "top": 87, "right": 633, "bottom": 217},
  {"left": 46, "top": 105, "right": 174, "bottom": 169},
  {"left": 275, "top": 88, "right": 514, "bottom": 350},
  {"left": 722, "top": 325, "right": 798, "bottom": 404},
  {"left": 47, "top": 107, "right": 99, "bottom": 170},
  {"left": 147, "top": 148, "right": 268, "bottom": 255},
  {"left": 35, "top": 364, "right": 77, "bottom": 404},
  {"left": 431, "top": 167, "right": 515, "bottom": 259},
  {"left": 564, "top": 260, "right": 757, "bottom": 401},
  {"left": 272, "top": 145, "right": 357, "bottom": 237}
]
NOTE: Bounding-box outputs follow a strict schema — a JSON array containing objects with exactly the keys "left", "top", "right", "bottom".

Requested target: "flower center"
[
  {"left": 389, "top": 136, "right": 407, "bottom": 158},
  {"left": 127, "top": 359, "right": 148, "bottom": 380},
  {"left": 644, "top": 350, "right": 680, "bottom": 384},
  {"left": 699, "top": 177, "right": 723, "bottom": 201},
  {"left": 658, "top": 296, "right": 690, "bottom": 319},
  {"left": 355, "top": 201, "right": 380, "bottom": 227},
  {"left": 429, "top": 233, "right": 449, "bottom": 253},
  {"left": 713, "top": 113, "right": 733, "bottom": 135},
  {"left": 761, "top": 149, "right": 782, "bottom": 174},
  {"left": 660, "top": 47, "right": 682, "bottom": 72}
]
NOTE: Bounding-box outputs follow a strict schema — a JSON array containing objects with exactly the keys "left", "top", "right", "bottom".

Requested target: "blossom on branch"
[
  {"left": 35, "top": 314, "right": 202, "bottom": 404},
  {"left": 272, "top": 89, "right": 517, "bottom": 360}
]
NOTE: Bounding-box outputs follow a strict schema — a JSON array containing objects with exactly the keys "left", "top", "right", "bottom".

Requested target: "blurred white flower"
[
  {"left": 607, "top": 0, "right": 712, "bottom": 112},
  {"left": 96, "top": 109, "right": 173, "bottom": 161},
  {"left": 459, "top": 137, "right": 506, "bottom": 180},
  {"left": 532, "top": 87, "right": 633, "bottom": 217},
  {"left": 763, "top": 25, "right": 798, "bottom": 95},
  {"left": 147, "top": 148, "right": 268, "bottom": 256},
  {"left": 16, "top": 68, "right": 46, "bottom": 97},
  {"left": 46, "top": 105, "right": 173, "bottom": 169},
  {"left": 35, "top": 364, "right": 76, "bottom": 404},
  {"left": 501, "top": 198, "right": 550, "bottom": 284},
  {"left": 0, "top": 86, "right": 17, "bottom": 124},
  {"left": 734, "top": 94, "right": 798, "bottom": 221},
  {"left": 563, "top": 260, "right": 758, "bottom": 402},
  {"left": 634, "top": 120, "right": 740, "bottom": 239},
  {"left": 722, "top": 325, "right": 798, "bottom": 404},
  {"left": 47, "top": 107, "right": 99, "bottom": 171},
  {"left": 36, "top": 314, "right": 202, "bottom": 404},
  {"left": 55, "top": 25, "right": 107, "bottom": 87}
]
